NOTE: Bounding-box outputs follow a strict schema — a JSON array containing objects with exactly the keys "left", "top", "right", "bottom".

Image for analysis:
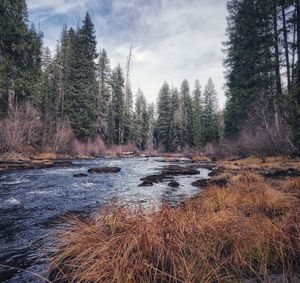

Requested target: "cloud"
[{"left": 27, "top": 0, "right": 228, "bottom": 108}]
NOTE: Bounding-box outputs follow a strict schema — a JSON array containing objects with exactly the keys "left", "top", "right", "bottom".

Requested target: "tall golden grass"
[
  {"left": 48, "top": 173, "right": 300, "bottom": 282},
  {"left": 220, "top": 156, "right": 300, "bottom": 171}
]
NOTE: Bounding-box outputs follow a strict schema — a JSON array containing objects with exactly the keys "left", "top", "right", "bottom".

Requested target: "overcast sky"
[{"left": 27, "top": 0, "right": 228, "bottom": 108}]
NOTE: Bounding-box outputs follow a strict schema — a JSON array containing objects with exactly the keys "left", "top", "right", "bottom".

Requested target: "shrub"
[
  {"left": 51, "top": 120, "right": 74, "bottom": 154},
  {"left": 0, "top": 102, "right": 43, "bottom": 153},
  {"left": 72, "top": 136, "right": 107, "bottom": 156},
  {"left": 108, "top": 142, "right": 138, "bottom": 156}
]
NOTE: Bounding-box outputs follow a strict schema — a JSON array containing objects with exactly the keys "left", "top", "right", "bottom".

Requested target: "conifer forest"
[
  {"left": 2, "top": 1, "right": 300, "bottom": 283},
  {"left": 1, "top": 1, "right": 300, "bottom": 156}
]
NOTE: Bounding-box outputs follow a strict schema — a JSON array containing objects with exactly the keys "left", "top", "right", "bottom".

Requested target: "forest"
[
  {"left": 1, "top": 0, "right": 300, "bottom": 157},
  {"left": 2, "top": 1, "right": 300, "bottom": 283},
  {"left": 0, "top": 2, "right": 220, "bottom": 156}
]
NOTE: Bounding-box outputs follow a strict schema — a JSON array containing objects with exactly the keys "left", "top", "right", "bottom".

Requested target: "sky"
[{"left": 27, "top": 0, "right": 228, "bottom": 108}]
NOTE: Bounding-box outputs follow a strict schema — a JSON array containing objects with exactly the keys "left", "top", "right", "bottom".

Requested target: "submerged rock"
[
  {"left": 168, "top": 181, "right": 180, "bottom": 187},
  {"left": 162, "top": 165, "right": 200, "bottom": 176},
  {"left": 191, "top": 179, "right": 210, "bottom": 188},
  {"left": 138, "top": 180, "right": 154, "bottom": 187},
  {"left": 53, "top": 160, "right": 73, "bottom": 167},
  {"left": 140, "top": 174, "right": 165, "bottom": 183},
  {"left": 73, "top": 173, "right": 88, "bottom": 178},
  {"left": 88, "top": 167, "right": 121, "bottom": 174}
]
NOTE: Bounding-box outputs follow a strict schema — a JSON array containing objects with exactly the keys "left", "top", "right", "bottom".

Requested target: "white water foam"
[
  {"left": 0, "top": 197, "right": 21, "bottom": 209},
  {"left": 0, "top": 177, "right": 29, "bottom": 186}
]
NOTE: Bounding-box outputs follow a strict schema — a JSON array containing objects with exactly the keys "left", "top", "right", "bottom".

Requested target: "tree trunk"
[
  {"left": 8, "top": 79, "right": 16, "bottom": 112},
  {"left": 292, "top": 8, "right": 297, "bottom": 84},
  {"left": 282, "top": 4, "right": 291, "bottom": 93},
  {"left": 273, "top": 1, "right": 281, "bottom": 131},
  {"left": 295, "top": 0, "right": 300, "bottom": 151},
  {"left": 297, "top": 0, "right": 300, "bottom": 85}
]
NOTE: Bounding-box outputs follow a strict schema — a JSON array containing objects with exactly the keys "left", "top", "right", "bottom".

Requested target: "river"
[{"left": 0, "top": 157, "right": 210, "bottom": 282}]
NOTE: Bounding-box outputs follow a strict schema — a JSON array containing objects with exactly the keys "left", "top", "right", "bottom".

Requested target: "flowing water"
[{"left": 0, "top": 157, "right": 210, "bottom": 282}]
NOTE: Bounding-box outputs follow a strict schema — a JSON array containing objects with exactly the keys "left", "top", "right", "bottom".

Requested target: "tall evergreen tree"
[
  {"left": 64, "top": 13, "right": 98, "bottom": 139},
  {"left": 157, "top": 82, "right": 171, "bottom": 151},
  {"left": 169, "top": 87, "right": 182, "bottom": 152},
  {"left": 146, "top": 103, "right": 156, "bottom": 152},
  {"left": 180, "top": 79, "right": 193, "bottom": 147},
  {"left": 110, "top": 64, "right": 125, "bottom": 145},
  {"left": 134, "top": 88, "right": 148, "bottom": 150},
  {"left": 224, "top": 0, "right": 276, "bottom": 138},
  {"left": 123, "top": 83, "right": 133, "bottom": 144},
  {"left": 192, "top": 79, "right": 203, "bottom": 149},
  {"left": 0, "top": 0, "right": 42, "bottom": 116},
  {"left": 96, "top": 48, "right": 111, "bottom": 140},
  {"left": 202, "top": 78, "right": 219, "bottom": 145}
]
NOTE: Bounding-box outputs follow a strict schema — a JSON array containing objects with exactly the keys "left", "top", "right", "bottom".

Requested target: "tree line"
[
  {"left": 223, "top": 0, "right": 300, "bottom": 156},
  {"left": 0, "top": 0, "right": 220, "bottom": 153}
]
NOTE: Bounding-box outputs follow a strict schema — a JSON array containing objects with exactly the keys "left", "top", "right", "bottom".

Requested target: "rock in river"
[
  {"left": 162, "top": 165, "right": 200, "bottom": 176},
  {"left": 140, "top": 174, "right": 165, "bottom": 183},
  {"left": 73, "top": 173, "right": 88, "bottom": 178},
  {"left": 138, "top": 180, "right": 154, "bottom": 187},
  {"left": 168, "top": 181, "right": 180, "bottom": 187},
  {"left": 88, "top": 167, "right": 121, "bottom": 174},
  {"left": 191, "top": 179, "right": 210, "bottom": 188}
]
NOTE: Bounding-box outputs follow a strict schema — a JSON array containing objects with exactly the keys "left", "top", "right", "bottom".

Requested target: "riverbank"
[
  {"left": 47, "top": 156, "right": 300, "bottom": 282},
  {"left": 0, "top": 151, "right": 154, "bottom": 174},
  {"left": 0, "top": 150, "right": 203, "bottom": 174}
]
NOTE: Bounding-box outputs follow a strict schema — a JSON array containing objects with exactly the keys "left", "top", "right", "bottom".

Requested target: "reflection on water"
[{"left": 0, "top": 157, "right": 210, "bottom": 282}]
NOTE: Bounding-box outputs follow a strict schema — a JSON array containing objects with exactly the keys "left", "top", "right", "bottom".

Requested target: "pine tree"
[
  {"left": 110, "top": 64, "right": 125, "bottom": 145},
  {"left": 123, "top": 83, "right": 133, "bottom": 144},
  {"left": 134, "top": 88, "right": 148, "bottom": 150},
  {"left": 64, "top": 13, "right": 98, "bottom": 139},
  {"left": 180, "top": 79, "right": 193, "bottom": 147},
  {"left": 41, "top": 47, "right": 52, "bottom": 71},
  {"left": 202, "top": 78, "right": 219, "bottom": 145},
  {"left": 106, "top": 103, "right": 116, "bottom": 145},
  {"left": 0, "top": 0, "right": 42, "bottom": 115},
  {"left": 157, "top": 82, "right": 171, "bottom": 151},
  {"left": 224, "top": 0, "right": 275, "bottom": 138},
  {"left": 169, "top": 87, "right": 182, "bottom": 152},
  {"left": 192, "top": 79, "right": 203, "bottom": 149},
  {"left": 123, "top": 45, "right": 134, "bottom": 144},
  {"left": 96, "top": 48, "right": 111, "bottom": 140},
  {"left": 145, "top": 103, "right": 155, "bottom": 152}
]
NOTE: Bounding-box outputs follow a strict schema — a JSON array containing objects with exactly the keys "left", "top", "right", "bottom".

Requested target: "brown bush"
[
  {"left": 51, "top": 120, "right": 74, "bottom": 154},
  {"left": 0, "top": 102, "right": 43, "bottom": 153},
  {"left": 108, "top": 142, "right": 138, "bottom": 155},
  {"left": 72, "top": 136, "right": 107, "bottom": 156}
]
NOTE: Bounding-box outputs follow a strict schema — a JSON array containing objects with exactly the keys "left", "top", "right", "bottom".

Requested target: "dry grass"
[
  {"left": 48, "top": 173, "right": 300, "bottom": 283},
  {"left": 220, "top": 156, "right": 300, "bottom": 171},
  {"left": 279, "top": 177, "right": 300, "bottom": 198},
  {"left": 192, "top": 155, "right": 210, "bottom": 162},
  {"left": 31, "top": 152, "right": 68, "bottom": 160}
]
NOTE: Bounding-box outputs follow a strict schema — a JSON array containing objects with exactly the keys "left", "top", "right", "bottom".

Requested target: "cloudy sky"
[{"left": 27, "top": 0, "right": 228, "bottom": 108}]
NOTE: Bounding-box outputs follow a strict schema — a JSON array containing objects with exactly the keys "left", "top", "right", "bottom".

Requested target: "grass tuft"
[{"left": 48, "top": 173, "right": 300, "bottom": 282}]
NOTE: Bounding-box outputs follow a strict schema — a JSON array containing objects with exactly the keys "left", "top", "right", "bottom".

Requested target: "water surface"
[{"left": 0, "top": 157, "right": 210, "bottom": 282}]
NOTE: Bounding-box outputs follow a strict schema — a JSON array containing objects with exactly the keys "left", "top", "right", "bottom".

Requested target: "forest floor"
[{"left": 47, "top": 156, "right": 300, "bottom": 283}]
